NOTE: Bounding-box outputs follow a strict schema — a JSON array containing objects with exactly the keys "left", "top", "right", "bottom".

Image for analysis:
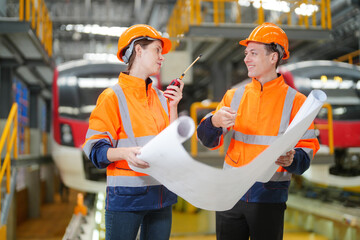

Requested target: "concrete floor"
[{"left": 16, "top": 189, "right": 328, "bottom": 240}]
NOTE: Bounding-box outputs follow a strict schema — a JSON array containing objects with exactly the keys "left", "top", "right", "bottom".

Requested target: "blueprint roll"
[
  {"left": 175, "top": 116, "right": 195, "bottom": 143},
  {"left": 132, "top": 90, "right": 327, "bottom": 211},
  {"left": 134, "top": 115, "right": 195, "bottom": 171}
]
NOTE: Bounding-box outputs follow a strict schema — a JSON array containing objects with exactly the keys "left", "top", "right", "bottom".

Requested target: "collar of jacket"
[
  {"left": 251, "top": 74, "right": 285, "bottom": 92},
  {"left": 118, "top": 72, "right": 153, "bottom": 98}
]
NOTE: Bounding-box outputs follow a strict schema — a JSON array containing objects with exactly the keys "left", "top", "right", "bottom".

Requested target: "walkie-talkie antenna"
[{"left": 179, "top": 54, "right": 202, "bottom": 80}]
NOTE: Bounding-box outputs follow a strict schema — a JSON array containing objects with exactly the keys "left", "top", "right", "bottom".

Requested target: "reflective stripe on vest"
[
  {"left": 87, "top": 83, "right": 168, "bottom": 187},
  {"left": 108, "top": 175, "right": 161, "bottom": 187},
  {"left": 85, "top": 129, "right": 156, "bottom": 148},
  {"left": 154, "top": 87, "right": 169, "bottom": 116},
  {"left": 110, "top": 84, "right": 168, "bottom": 147},
  {"left": 223, "top": 85, "right": 298, "bottom": 182}
]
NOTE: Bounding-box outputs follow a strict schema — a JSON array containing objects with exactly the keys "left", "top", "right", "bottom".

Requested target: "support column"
[
  {"left": 29, "top": 86, "right": 42, "bottom": 156},
  {"left": 211, "top": 61, "right": 227, "bottom": 101},
  {"left": 27, "top": 86, "right": 42, "bottom": 218},
  {"left": 224, "top": 61, "right": 233, "bottom": 91},
  {"left": 41, "top": 163, "right": 55, "bottom": 203},
  {"left": 0, "top": 67, "right": 13, "bottom": 119},
  {"left": 26, "top": 165, "right": 41, "bottom": 218}
]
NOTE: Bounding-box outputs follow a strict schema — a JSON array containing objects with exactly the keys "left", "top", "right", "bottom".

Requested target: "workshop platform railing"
[
  {"left": 334, "top": 49, "right": 360, "bottom": 65},
  {"left": 18, "top": 0, "right": 53, "bottom": 57},
  {"left": 0, "top": 103, "right": 18, "bottom": 240},
  {"left": 168, "top": 0, "right": 332, "bottom": 50}
]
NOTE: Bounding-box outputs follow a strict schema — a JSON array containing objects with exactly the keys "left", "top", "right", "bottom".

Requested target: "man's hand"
[
  {"left": 275, "top": 149, "right": 295, "bottom": 167},
  {"left": 211, "top": 107, "right": 237, "bottom": 128}
]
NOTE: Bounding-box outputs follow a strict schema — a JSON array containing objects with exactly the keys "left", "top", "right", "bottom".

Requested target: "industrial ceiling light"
[{"left": 238, "top": 0, "right": 318, "bottom": 16}]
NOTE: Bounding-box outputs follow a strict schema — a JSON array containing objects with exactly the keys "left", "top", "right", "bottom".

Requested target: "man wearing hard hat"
[{"left": 197, "top": 22, "right": 320, "bottom": 239}]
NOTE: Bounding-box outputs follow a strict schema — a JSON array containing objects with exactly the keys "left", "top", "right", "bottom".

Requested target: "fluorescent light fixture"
[
  {"left": 311, "top": 79, "right": 355, "bottom": 89},
  {"left": 295, "top": 3, "right": 319, "bottom": 16},
  {"left": 98, "top": 192, "right": 105, "bottom": 201},
  {"left": 252, "top": 0, "right": 290, "bottom": 12},
  {"left": 57, "top": 76, "right": 77, "bottom": 87},
  {"left": 92, "top": 229, "right": 99, "bottom": 240},
  {"left": 238, "top": 0, "right": 318, "bottom": 16},
  {"left": 64, "top": 24, "right": 169, "bottom": 39},
  {"left": 95, "top": 211, "right": 102, "bottom": 224},
  {"left": 238, "top": 0, "right": 250, "bottom": 7},
  {"left": 65, "top": 24, "right": 127, "bottom": 37},
  {"left": 96, "top": 198, "right": 104, "bottom": 210},
  {"left": 78, "top": 77, "right": 118, "bottom": 88},
  {"left": 83, "top": 53, "right": 118, "bottom": 62}
]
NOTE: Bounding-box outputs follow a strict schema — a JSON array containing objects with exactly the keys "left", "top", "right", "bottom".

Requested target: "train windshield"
[
  {"left": 57, "top": 73, "right": 118, "bottom": 120},
  {"left": 317, "top": 104, "right": 360, "bottom": 120}
]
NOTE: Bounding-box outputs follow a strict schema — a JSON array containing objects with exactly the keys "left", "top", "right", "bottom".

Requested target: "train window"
[{"left": 58, "top": 75, "right": 118, "bottom": 120}]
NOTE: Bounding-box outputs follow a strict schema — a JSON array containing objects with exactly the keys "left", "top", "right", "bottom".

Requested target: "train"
[
  {"left": 51, "top": 59, "right": 128, "bottom": 193},
  {"left": 279, "top": 60, "right": 360, "bottom": 177}
]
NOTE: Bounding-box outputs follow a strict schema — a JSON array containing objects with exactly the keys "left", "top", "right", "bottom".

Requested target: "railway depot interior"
[{"left": 1, "top": 0, "right": 360, "bottom": 239}]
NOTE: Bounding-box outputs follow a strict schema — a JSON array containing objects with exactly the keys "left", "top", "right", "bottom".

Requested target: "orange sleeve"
[{"left": 86, "top": 88, "right": 121, "bottom": 147}]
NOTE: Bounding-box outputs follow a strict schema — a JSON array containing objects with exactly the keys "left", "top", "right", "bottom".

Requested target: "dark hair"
[
  {"left": 125, "top": 39, "right": 154, "bottom": 71},
  {"left": 264, "top": 43, "right": 284, "bottom": 68}
]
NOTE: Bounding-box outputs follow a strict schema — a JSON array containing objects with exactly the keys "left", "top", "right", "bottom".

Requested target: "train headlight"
[{"left": 60, "top": 123, "right": 74, "bottom": 146}]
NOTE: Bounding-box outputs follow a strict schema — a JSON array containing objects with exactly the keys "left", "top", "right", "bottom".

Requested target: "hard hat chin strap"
[{"left": 122, "top": 37, "right": 157, "bottom": 64}]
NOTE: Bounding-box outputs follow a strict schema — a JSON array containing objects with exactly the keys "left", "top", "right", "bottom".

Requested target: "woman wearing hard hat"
[
  {"left": 197, "top": 22, "right": 319, "bottom": 240},
  {"left": 83, "top": 24, "right": 183, "bottom": 240}
]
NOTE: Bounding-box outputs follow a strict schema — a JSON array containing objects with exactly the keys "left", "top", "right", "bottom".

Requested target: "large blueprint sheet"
[{"left": 132, "top": 90, "right": 327, "bottom": 211}]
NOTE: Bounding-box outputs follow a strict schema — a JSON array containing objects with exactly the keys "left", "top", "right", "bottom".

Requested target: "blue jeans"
[{"left": 105, "top": 206, "right": 172, "bottom": 240}]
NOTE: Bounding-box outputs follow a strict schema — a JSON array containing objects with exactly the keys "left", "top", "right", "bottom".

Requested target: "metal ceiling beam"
[
  {"left": 187, "top": 24, "right": 255, "bottom": 39},
  {"left": 186, "top": 24, "right": 331, "bottom": 41},
  {"left": 193, "top": 39, "right": 223, "bottom": 62},
  {"left": 49, "top": 1, "right": 134, "bottom": 26},
  {"left": 0, "top": 35, "right": 24, "bottom": 64}
]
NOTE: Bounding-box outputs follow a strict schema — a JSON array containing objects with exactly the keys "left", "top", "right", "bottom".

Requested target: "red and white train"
[
  {"left": 279, "top": 60, "right": 360, "bottom": 176},
  {"left": 51, "top": 60, "right": 127, "bottom": 192}
]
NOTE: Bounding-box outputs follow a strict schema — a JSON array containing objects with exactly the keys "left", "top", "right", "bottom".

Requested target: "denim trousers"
[{"left": 105, "top": 206, "right": 172, "bottom": 240}]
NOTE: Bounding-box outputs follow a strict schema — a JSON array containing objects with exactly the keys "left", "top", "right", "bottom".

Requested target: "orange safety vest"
[
  {"left": 208, "top": 75, "right": 319, "bottom": 181},
  {"left": 83, "top": 72, "right": 169, "bottom": 187}
]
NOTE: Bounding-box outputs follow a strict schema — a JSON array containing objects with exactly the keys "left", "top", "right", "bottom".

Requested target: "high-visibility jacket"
[
  {"left": 83, "top": 72, "right": 177, "bottom": 211},
  {"left": 198, "top": 75, "right": 320, "bottom": 202}
]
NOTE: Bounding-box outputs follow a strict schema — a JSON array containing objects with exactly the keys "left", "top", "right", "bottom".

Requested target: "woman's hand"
[
  {"left": 164, "top": 79, "right": 184, "bottom": 107},
  {"left": 107, "top": 147, "right": 149, "bottom": 168}
]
